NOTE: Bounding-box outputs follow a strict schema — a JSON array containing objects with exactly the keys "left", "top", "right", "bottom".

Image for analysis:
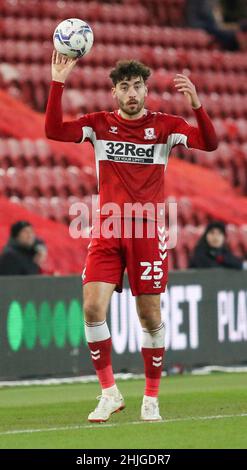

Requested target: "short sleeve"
[
  {"left": 76, "top": 114, "right": 96, "bottom": 144},
  {"left": 167, "top": 116, "right": 194, "bottom": 149}
]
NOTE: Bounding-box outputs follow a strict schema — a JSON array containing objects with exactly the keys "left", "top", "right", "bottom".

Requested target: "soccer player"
[{"left": 45, "top": 52, "right": 218, "bottom": 422}]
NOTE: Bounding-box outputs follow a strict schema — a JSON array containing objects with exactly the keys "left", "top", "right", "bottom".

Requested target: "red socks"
[
  {"left": 141, "top": 347, "right": 165, "bottom": 397},
  {"left": 87, "top": 338, "right": 115, "bottom": 389},
  {"left": 141, "top": 322, "right": 166, "bottom": 397},
  {"left": 86, "top": 320, "right": 165, "bottom": 396}
]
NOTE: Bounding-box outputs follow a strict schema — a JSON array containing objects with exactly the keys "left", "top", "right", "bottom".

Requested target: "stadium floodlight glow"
[{"left": 7, "top": 301, "right": 23, "bottom": 351}]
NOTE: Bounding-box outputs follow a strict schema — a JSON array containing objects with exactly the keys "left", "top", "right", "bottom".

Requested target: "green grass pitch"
[{"left": 0, "top": 373, "right": 246, "bottom": 449}]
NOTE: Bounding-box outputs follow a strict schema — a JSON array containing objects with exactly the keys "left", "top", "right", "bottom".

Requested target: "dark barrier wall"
[{"left": 0, "top": 270, "right": 247, "bottom": 380}]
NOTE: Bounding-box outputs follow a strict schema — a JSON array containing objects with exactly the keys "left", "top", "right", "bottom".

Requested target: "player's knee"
[
  {"left": 139, "top": 311, "right": 161, "bottom": 330},
  {"left": 83, "top": 299, "right": 104, "bottom": 322}
]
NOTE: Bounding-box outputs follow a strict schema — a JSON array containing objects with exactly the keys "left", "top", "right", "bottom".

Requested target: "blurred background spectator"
[
  {"left": 189, "top": 221, "right": 247, "bottom": 269},
  {"left": 33, "top": 238, "right": 49, "bottom": 273},
  {"left": 186, "top": 0, "right": 247, "bottom": 51},
  {"left": 221, "top": 0, "right": 247, "bottom": 23},
  {"left": 0, "top": 221, "right": 46, "bottom": 275}
]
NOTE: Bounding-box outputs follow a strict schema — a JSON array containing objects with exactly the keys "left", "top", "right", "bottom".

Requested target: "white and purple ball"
[{"left": 53, "top": 18, "right": 94, "bottom": 58}]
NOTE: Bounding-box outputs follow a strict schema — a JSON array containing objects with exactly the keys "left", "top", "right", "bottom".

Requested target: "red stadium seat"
[
  {"left": 168, "top": 251, "right": 175, "bottom": 270},
  {"left": 239, "top": 226, "right": 247, "bottom": 252},
  {"left": 34, "top": 139, "right": 53, "bottom": 165},
  {"left": 49, "top": 197, "right": 70, "bottom": 222},
  {"left": 36, "top": 197, "right": 53, "bottom": 218},
  {"left": 178, "top": 197, "right": 194, "bottom": 225},
  {"left": 22, "top": 196, "right": 38, "bottom": 214},
  {"left": 152, "top": 69, "right": 174, "bottom": 93},
  {"left": 227, "top": 224, "right": 243, "bottom": 257}
]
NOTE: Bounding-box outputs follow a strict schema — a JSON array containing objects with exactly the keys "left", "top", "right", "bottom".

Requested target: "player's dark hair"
[{"left": 109, "top": 60, "right": 151, "bottom": 85}]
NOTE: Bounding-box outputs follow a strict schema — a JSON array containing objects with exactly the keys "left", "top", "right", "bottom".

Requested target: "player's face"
[
  {"left": 112, "top": 77, "right": 147, "bottom": 117},
  {"left": 17, "top": 226, "right": 35, "bottom": 247},
  {"left": 206, "top": 228, "right": 225, "bottom": 248}
]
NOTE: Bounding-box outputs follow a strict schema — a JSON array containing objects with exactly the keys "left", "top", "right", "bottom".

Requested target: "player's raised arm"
[
  {"left": 45, "top": 51, "right": 83, "bottom": 142},
  {"left": 173, "top": 74, "right": 218, "bottom": 151},
  {"left": 174, "top": 73, "right": 201, "bottom": 109},
  {"left": 51, "top": 50, "right": 78, "bottom": 84}
]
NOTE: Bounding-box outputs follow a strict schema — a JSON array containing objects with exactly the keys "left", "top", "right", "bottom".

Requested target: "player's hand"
[
  {"left": 51, "top": 50, "right": 78, "bottom": 83},
  {"left": 174, "top": 74, "right": 201, "bottom": 109}
]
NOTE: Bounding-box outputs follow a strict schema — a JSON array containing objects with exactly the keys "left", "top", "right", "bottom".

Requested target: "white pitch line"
[{"left": 1, "top": 413, "right": 247, "bottom": 437}]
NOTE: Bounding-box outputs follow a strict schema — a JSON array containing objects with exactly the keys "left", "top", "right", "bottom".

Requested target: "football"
[{"left": 53, "top": 18, "right": 94, "bottom": 58}]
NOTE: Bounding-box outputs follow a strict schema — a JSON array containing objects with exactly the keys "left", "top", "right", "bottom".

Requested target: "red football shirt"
[{"left": 45, "top": 81, "right": 218, "bottom": 219}]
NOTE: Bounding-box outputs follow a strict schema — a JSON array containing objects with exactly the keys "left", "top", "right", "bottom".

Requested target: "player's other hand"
[
  {"left": 174, "top": 74, "right": 201, "bottom": 109},
  {"left": 51, "top": 50, "right": 78, "bottom": 83}
]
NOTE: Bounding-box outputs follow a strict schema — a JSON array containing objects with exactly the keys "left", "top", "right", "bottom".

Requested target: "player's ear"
[
  {"left": 145, "top": 86, "right": 148, "bottom": 96},
  {"left": 112, "top": 87, "right": 116, "bottom": 98}
]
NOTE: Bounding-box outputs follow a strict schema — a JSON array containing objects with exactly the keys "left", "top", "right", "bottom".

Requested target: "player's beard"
[{"left": 118, "top": 97, "right": 145, "bottom": 117}]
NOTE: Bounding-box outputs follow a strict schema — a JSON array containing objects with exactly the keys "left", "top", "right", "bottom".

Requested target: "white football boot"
[
  {"left": 141, "top": 395, "right": 163, "bottom": 421},
  {"left": 88, "top": 389, "right": 125, "bottom": 423}
]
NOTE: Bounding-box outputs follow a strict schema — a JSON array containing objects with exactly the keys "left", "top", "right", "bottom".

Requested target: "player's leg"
[
  {"left": 82, "top": 223, "right": 126, "bottom": 422},
  {"left": 136, "top": 294, "right": 165, "bottom": 421},
  {"left": 84, "top": 281, "right": 116, "bottom": 390},
  {"left": 83, "top": 281, "right": 125, "bottom": 422},
  {"left": 125, "top": 218, "right": 167, "bottom": 421}
]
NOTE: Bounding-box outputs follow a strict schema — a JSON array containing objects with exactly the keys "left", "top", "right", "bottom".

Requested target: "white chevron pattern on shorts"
[
  {"left": 158, "top": 234, "right": 166, "bottom": 243},
  {"left": 158, "top": 225, "right": 167, "bottom": 263},
  {"left": 159, "top": 243, "right": 167, "bottom": 252}
]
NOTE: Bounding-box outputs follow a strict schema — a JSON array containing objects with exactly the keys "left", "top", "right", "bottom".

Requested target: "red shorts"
[{"left": 82, "top": 218, "right": 168, "bottom": 296}]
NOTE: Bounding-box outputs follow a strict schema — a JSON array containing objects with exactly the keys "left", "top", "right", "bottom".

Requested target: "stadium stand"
[
  {"left": 0, "top": 197, "right": 89, "bottom": 274},
  {"left": 0, "top": 0, "right": 246, "bottom": 271}
]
